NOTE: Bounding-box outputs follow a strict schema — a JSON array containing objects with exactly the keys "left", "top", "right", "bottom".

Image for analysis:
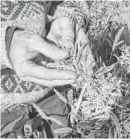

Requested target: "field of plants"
[{"left": 25, "top": 1, "right": 130, "bottom": 138}]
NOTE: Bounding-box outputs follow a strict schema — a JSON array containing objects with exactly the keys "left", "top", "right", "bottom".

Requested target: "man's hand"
[
  {"left": 47, "top": 17, "right": 75, "bottom": 49},
  {"left": 9, "top": 30, "right": 76, "bottom": 87}
]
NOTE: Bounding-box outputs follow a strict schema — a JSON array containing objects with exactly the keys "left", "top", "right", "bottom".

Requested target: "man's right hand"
[{"left": 9, "top": 30, "right": 76, "bottom": 87}]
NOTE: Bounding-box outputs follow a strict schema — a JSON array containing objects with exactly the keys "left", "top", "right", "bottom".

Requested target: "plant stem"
[{"left": 75, "top": 82, "right": 88, "bottom": 117}]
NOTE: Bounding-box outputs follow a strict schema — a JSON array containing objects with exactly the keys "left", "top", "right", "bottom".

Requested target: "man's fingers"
[
  {"left": 46, "top": 33, "right": 58, "bottom": 46},
  {"left": 46, "top": 33, "right": 63, "bottom": 49},
  {"left": 21, "top": 76, "right": 75, "bottom": 87},
  {"left": 23, "top": 61, "right": 76, "bottom": 80},
  {"left": 40, "top": 41, "right": 70, "bottom": 60},
  {"left": 46, "top": 17, "right": 75, "bottom": 49},
  {"left": 61, "top": 18, "right": 75, "bottom": 49},
  {"left": 33, "top": 37, "right": 69, "bottom": 61},
  {"left": 62, "top": 29, "right": 75, "bottom": 49}
]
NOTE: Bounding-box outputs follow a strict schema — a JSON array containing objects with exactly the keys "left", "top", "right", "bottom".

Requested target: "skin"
[
  {"left": 47, "top": 17, "right": 75, "bottom": 49},
  {"left": 9, "top": 17, "right": 77, "bottom": 87}
]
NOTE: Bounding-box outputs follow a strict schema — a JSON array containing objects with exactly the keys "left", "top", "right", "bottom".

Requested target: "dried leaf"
[
  {"left": 32, "top": 103, "right": 47, "bottom": 118},
  {"left": 76, "top": 41, "right": 88, "bottom": 63},
  {"left": 1, "top": 116, "right": 23, "bottom": 136},
  {"left": 108, "top": 126, "right": 114, "bottom": 139},
  {"left": 54, "top": 89, "right": 68, "bottom": 104},
  {"left": 75, "top": 82, "right": 88, "bottom": 116},
  {"left": 69, "top": 114, "right": 75, "bottom": 127},
  {"left": 112, "top": 26, "right": 125, "bottom": 51},
  {"left": 33, "top": 103, "right": 64, "bottom": 126},
  {"left": 73, "top": 42, "right": 78, "bottom": 59},
  {"left": 54, "top": 127, "right": 72, "bottom": 134},
  {"left": 67, "top": 89, "right": 74, "bottom": 110},
  {"left": 115, "top": 40, "right": 124, "bottom": 47},
  {"left": 110, "top": 111, "right": 121, "bottom": 138},
  {"left": 45, "top": 117, "right": 65, "bottom": 126},
  {"left": 93, "top": 62, "right": 117, "bottom": 77}
]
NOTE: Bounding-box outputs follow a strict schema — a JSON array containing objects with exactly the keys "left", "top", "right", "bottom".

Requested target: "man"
[{"left": 1, "top": 1, "right": 89, "bottom": 138}]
